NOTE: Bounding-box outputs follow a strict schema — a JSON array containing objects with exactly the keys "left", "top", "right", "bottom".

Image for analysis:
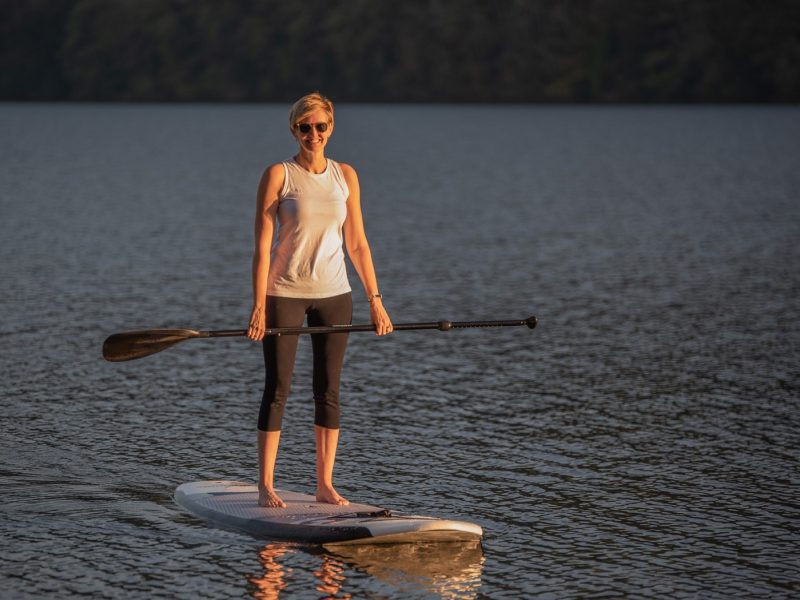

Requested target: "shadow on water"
[{"left": 246, "top": 541, "right": 485, "bottom": 599}]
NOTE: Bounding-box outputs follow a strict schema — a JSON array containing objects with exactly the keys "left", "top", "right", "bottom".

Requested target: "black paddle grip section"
[
  {"left": 206, "top": 330, "right": 248, "bottom": 338},
  {"left": 449, "top": 317, "right": 537, "bottom": 329}
]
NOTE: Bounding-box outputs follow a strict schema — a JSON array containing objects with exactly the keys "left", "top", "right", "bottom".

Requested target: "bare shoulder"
[
  {"left": 337, "top": 162, "right": 358, "bottom": 177},
  {"left": 257, "top": 163, "right": 286, "bottom": 208},
  {"left": 263, "top": 162, "right": 285, "bottom": 180},
  {"left": 337, "top": 162, "right": 359, "bottom": 186},
  {"left": 259, "top": 162, "right": 285, "bottom": 189}
]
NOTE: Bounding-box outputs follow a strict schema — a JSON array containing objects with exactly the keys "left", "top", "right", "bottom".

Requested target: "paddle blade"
[{"left": 102, "top": 329, "right": 201, "bottom": 362}]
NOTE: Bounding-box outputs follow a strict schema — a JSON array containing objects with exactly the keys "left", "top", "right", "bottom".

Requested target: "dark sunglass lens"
[{"left": 297, "top": 122, "right": 329, "bottom": 134}]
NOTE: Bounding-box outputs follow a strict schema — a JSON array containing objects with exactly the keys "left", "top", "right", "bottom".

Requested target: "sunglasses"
[{"left": 296, "top": 122, "right": 329, "bottom": 134}]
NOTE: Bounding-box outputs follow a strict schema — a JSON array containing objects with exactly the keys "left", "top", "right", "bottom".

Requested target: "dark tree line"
[{"left": 2, "top": 0, "right": 798, "bottom": 102}]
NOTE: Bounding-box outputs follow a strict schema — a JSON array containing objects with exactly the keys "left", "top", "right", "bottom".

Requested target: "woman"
[{"left": 247, "top": 92, "right": 393, "bottom": 508}]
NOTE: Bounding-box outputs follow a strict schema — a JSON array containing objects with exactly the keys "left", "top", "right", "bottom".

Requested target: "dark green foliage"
[{"left": 1, "top": 0, "right": 798, "bottom": 101}]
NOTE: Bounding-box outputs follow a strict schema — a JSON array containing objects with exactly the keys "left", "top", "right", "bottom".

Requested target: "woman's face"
[{"left": 294, "top": 109, "right": 333, "bottom": 153}]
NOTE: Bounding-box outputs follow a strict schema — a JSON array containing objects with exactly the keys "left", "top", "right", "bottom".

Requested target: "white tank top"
[{"left": 267, "top": 158, "right": 352, "bottom": 298}]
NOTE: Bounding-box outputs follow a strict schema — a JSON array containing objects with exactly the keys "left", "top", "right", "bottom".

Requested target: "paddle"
[{"left": 103, "top": 316, "right": 538, "bottom": 362}]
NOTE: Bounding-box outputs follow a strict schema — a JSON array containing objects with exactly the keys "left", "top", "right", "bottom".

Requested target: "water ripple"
[{"left": 2, "top": 104, "right": 799, "bottom": 598}]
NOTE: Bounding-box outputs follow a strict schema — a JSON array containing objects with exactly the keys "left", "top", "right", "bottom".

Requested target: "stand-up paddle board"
[{"left": 175, "top": 481, "right": 482, "bottom": 545}]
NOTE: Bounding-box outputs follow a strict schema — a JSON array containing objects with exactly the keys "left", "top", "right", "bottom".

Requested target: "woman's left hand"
[{"left": 370, "top": 299, "right": 393, "bottom": 336}]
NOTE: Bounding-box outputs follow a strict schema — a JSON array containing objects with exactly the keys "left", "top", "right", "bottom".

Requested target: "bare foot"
[
  {"left": 258, "top": 485, "right": 287, "bottom": 508},
  {"left": 316, "top": 485, "right": 349, "bottom": 506}
]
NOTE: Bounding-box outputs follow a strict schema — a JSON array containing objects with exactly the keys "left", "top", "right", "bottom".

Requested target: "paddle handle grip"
[{"left": 446, "top": 317, "right": 538, "bottom": 330}]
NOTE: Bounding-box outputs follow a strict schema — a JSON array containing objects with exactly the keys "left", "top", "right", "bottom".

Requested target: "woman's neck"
[{"left": 294, "top": 150, "right": 327, "bottom": 174}]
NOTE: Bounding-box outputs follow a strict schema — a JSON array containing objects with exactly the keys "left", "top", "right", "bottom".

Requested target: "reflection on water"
[
  {"left": 247, "top": 541, "right": 484, "bottom": 599},
  {"left": 314, "top": 554, "right": 349, "bottom": 600},
  {"left": 324, "top": 542, "right": 485, "bottom": 599},
  {"left": 247, "top": 544, "right": 291, "bottom": 599}
]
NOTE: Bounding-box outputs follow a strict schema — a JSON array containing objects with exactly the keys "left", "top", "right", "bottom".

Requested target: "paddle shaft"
[
  {"left": 200, "top": 317, "right": 537, "bottom": 338},
  {"left": 102, "top": 316, "right": 537, "bottom": 361}
]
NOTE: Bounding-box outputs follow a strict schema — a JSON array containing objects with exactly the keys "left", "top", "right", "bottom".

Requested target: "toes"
[
  {"left": 316, "top": 488, "right": 349, "bottom": 505},
  {"left": 259, "top": 491, "right": 286, "bottom": 508}
]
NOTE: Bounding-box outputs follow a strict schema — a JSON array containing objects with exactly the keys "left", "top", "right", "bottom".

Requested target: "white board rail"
[{"left": 175, "top": 480, "right": 483, "bottom": 545}]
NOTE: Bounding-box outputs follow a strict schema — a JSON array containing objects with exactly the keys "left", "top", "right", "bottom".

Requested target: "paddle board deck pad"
[{"left": 175, "top": 481, "right": 482, "bottom": 545}]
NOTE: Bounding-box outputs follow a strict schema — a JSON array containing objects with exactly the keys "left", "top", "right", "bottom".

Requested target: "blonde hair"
[{"left": 288, "top": 92, "right": 334, "bottom": 133}]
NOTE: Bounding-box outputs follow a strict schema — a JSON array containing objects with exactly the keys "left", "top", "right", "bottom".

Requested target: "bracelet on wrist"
[{"left": 367, "top": 292, "right": 382, "bottom": 303}]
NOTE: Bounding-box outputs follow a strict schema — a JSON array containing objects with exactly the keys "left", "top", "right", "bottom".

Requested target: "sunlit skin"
[{"left": 248, "top": 108, "right": 393, "bottom": 508}]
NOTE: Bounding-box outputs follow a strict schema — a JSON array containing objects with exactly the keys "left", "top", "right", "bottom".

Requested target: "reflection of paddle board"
[
  {"left": 323, "top": 539, "right": 485, "bottom": 594},
  {"left": 175, "top": 481, "right": 483, "bottom": 545}
]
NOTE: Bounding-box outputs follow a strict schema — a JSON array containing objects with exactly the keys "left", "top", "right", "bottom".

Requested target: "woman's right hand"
[{"left": 248, "top": 304, "right": 267, "bottom": 341}]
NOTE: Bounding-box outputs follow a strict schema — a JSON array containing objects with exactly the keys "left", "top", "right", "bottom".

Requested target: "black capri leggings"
[{"left": 258, "top": 292, "right": 352, "bottom": 432}]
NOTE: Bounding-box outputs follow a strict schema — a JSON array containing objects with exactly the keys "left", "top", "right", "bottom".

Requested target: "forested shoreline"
[{"left": 2, "top": 0, "right": 798, "bottom": 102}]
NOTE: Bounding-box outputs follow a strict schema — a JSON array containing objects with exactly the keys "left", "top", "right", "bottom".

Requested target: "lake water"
[{"left": 1, "top": 104, "right": 798, "bottom": 598}]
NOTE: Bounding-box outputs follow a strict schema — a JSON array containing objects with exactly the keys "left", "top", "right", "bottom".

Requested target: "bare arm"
[
  {"left": 341, "top": 163, "right": 393, "bottom": 335},
  {"left": 247, "top": 163, "right": 284, "bottom": 341}
]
